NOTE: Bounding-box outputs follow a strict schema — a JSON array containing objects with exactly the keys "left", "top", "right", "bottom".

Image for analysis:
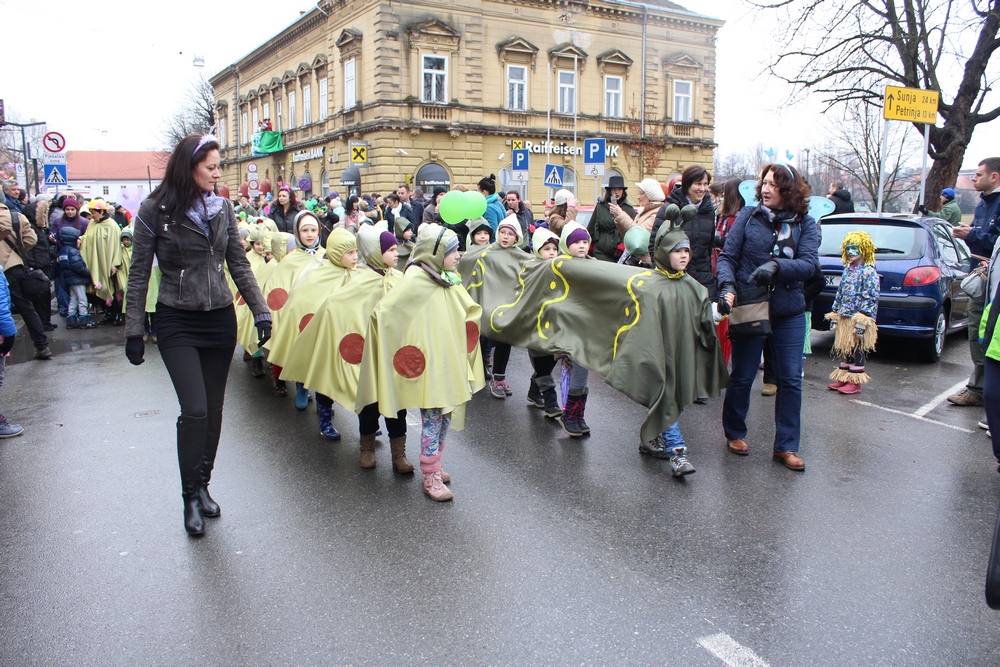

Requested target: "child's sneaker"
[
  {"left": 0, "top": 415, "right": 24, "bottom": 438},
  {"left": 668, "top": 447, "right": 696, "bottom": 477},
  {"left": 490, "top": 379, "right": 509, "bottom": 399},
  {"left": 638, "top": 435, "right": 669, "bottom": 459}
]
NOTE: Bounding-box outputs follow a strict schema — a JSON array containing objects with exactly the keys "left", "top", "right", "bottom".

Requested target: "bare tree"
[
  {"left": 816, "top": 102, "right": 920, "bottom": 210},
  {"left": 0, "top": 111, "right": 48, "bottom": 192},
  {"left": 715, "top": 143, "right": 767, "bottom": 181},
  {"left": 755, "top": 0, "right": 1000, "bottom": 209},
  {"left": 621, "top": 98, "right": 669, "bottom": 180},
  {"left": 159, "top": 75, "right": 216, "bottom": 149}
]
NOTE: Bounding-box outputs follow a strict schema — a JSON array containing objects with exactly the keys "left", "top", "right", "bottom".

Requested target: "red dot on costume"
[
  {"left": 393, "top": 345, "right": 426, "bottom": 379},
  {"left": 266, "top": 288, "right": 288, "bottom": 310},
  {"left": 339, "top": 333, "right": 365, "bottom": 364},
  {"left": 466, "top": 321, "right": 479, "bottom": 354},
  {"left": 236, "top": 293, "right": 246, "bottom": 306},
  {"left": 299, "top": 313, "right": 314, "bottom": 332}
]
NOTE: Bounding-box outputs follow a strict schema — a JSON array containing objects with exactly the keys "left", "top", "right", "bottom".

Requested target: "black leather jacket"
[{"left": 125, "top": 197, "right": 270, "bottom": 338}]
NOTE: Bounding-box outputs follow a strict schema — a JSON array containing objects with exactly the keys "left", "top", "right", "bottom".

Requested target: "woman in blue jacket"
[
  {"left": 717, "top": 164, "right": 819, "bottom": 471},
  {"left": 478, "top": 175, "right": 506, "bottom": 234}
]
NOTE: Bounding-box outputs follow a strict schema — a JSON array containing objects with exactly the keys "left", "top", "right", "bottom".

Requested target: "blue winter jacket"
[
  {"left": 0, "top": 269, "right": 16, "bottom": 338},
  {"left": 717, "top": 204, "right": 821, "bottom": 319},
  {"left": 57, "top": 227, "right": 92, "bottom": 286},
  {"left": 484, "top": 193, "right": 506, "bottom": 233},
  {"left": 966, "top": 190, "right": 1000, "bottom": 270}
]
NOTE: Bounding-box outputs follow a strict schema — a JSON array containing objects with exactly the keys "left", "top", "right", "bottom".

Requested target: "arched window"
[{"left": 415, "top": 162, "right": 451, "bottom": 190}]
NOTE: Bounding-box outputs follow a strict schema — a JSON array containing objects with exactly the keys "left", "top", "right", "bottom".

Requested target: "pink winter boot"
[
  {"left": 419, "top": 454, "right": 454, "bottom": 502},
  {"left": 837, "top": 383, "right": 862, "bottom": 395}
]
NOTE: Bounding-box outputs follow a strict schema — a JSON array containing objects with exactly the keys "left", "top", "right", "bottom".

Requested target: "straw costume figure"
[{"left": 826, "top": 231, "right": 879, "bottom": 395}]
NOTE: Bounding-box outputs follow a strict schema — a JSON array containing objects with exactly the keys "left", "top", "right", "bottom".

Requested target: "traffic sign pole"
[{"left": 879, "top": 85, "right": 938, "bottom": 214}]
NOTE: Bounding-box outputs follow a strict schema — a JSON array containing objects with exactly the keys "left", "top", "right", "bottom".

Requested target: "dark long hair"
[
  {"left": 477, "top": 174, "right": 497, "bottom": 196},
  {"left": 719, "top": 178, "right": 745, "bottom": 218},
  {"left": 277, "top": 186, "right": 298, "bottom": 213},
  {"left": 681, "top": 165, "right": 711, "bottom": 197},
  {"left": 755, "top": 163, "right": 810, "bottom": 216},
  {"left": 150, "top": 134, "right": 220, "bottom": 218},
  {"left": 346, "top": 195, "right": 360, "bottom": 214}
]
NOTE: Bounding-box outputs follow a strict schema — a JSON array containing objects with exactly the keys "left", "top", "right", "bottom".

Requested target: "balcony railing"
[
  {"left": 421, "top": 105, "right": 450, "bottom": 121},
  {"left": 670, "top": 124, "right": 694, "bottom": 137},
  {"left": 508, "top": 113, "right": 528, "bottom": 126},
  {"left": 605, "top": 120, "right": 626, "bottom": 134}
]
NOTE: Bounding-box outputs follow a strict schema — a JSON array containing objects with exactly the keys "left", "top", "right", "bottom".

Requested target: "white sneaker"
[{"left": 979, "top": 420, "right": 989, "bottom": 430}]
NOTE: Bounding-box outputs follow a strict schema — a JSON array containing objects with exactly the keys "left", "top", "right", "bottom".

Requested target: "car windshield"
[{"left": 818, "top": 221, "right": 925, "bottom": 261}]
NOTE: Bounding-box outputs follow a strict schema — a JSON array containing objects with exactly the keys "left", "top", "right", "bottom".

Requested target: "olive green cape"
[
  {"left": 483, "top": 249, "right": 729, "bottom": 443},
  {"left": 236, "top": 233, "right": 293, "bottom": 352},
  {"left": 80, "top": 218, "right": 122, "bottom": 302},
  {"left": 457, "top": 240, "right": 533, "bottom": 318},
  {"left": 354, "top": 224, "right": 485, "bottom": 429}
]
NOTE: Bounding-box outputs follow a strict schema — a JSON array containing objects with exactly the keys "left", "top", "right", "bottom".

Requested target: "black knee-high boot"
[
  {"left": 177, "top": 415, "right": 208, "bottom": 536},
  {"left": 198, "top": 409, "right": 223, "bottom": 518}
]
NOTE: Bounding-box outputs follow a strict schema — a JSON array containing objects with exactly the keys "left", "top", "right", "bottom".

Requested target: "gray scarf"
[{"left": 186, "top": 192, "right": 224, "bottom": 236}]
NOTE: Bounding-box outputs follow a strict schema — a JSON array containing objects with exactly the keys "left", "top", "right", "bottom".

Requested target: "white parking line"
[
  {"left": 697, "top": 633, "right": 771, "bottom": 667},
  {"left": 914, "top": 379, "right": 969, "bottom": 417},
  {"left": 851, "top": 399, "right": 975, "bottom": 433}
]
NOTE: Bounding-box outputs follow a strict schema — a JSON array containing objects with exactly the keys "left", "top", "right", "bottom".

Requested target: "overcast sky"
[{"left": 2, "top": 0, "right": 994, "bottom": 172}]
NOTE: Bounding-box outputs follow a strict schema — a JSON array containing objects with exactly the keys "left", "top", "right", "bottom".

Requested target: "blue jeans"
[
  {"left": 662, "top": 421, "right": 685, "bottom": 451},
  {"left": 723, "top": 314, "right": 806, "bottom": 453}
]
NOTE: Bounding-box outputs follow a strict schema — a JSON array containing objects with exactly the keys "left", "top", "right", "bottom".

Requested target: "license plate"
[{"left": 825, "top": 275, "right": 841, "bottom": 287}]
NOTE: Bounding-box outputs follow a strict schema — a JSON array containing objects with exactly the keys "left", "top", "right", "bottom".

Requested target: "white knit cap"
[
  {"left": 635, "top": 178, "right": 665, "bottom": 203},
  {"left": 553, "top": 189, "right": 573, "bottom": 206}
]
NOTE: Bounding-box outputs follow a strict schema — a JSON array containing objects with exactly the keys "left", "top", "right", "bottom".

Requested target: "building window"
[
  {"left": 673, "top": 80, "right": 692, "bottom": 122},
  {"left": 276, "top": 99, "right": 283, "bottom": 131},
  {"left": 605, "top": 76, "right": 622, "bottom": 118},
  {"left": 263, "top": 102, "right": 270, "bottom": 123},
  {"left": 344, "top": 58, "right": 356, "bottom": 107},
  {"left": 558, "top": 70, "right": 576, "bottom": 115},
  {"left": 219, "top": 118, "right": 226, "bottom": 147},
  {"left": 303, "top": 84, "right": 311, "bottom": 124},
  {"left": 507, "top": 65, "right": 526, "bottom": 111},
  {"left": 102, "top": 185, "right": 110, "bottom": 195},
  {"left": 422, "top": 55, "right": 447, "bottom": 104},
  {"left": 319, "top": 78, "right": 329, "bottom": 120},
  {"left": 241, "top": 111, "right": 248, "bottom": 143},
  {"left": 252, "top": 107, "right": 259, "bottom": 131},
  {"left": 288, "top": 91, "right": 296, "bottom": 129}
]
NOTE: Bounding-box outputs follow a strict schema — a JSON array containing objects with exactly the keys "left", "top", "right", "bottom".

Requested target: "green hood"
[
  {"left": 532, "top": 228, "right": 559, "bottom": 258},
  {"left": 325, "top": 227, "right": 357, "bottom": 268},
  {"left": 653, "top": 226, "right": 689, "bottom": 273},
  {"left": 357, "top": 225, "right": 389, "bottom": 271},
  {"left": 410, "top": 223, "right": 458, "bottom": 273},
  {"left": 293, "top": 211, "right": 322, "bottom": 251},
  {"left": 558, "top": 220, "right": 591, "bottom": 256}
]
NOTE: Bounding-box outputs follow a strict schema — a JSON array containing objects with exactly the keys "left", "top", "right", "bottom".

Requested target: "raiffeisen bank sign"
[{"left": 522, "top": 140, "right": 620, "bottom": 157}]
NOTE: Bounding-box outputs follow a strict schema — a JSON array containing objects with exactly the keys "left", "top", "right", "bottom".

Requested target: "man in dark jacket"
[
  {"left": 827, "top": 181, "right": 855, "bottom": 214},
  {"left": 949, "top": 157, "right": 1000, "bottom": 407},
  {"left": 588, "top": 176, "right": 635, "bottom": 262},
  {"left": 396, "top": 184, "right": 423, "bottom": 227}
]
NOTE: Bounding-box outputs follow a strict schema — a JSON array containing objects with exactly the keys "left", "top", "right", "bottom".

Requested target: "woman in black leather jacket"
[
  {"left": 124, "top": 134, "right": 272, "bottom": 537},
  {"left": 649, "top": 165, "right": 717, "bottom": 299}
]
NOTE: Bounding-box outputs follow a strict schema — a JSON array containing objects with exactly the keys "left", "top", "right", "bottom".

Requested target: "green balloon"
[
  {"left": 464, "top": 191, "right": 488, "bottom": 219},
  {"left": 438, "top": 190, "right": 466, "bottom": 224}
]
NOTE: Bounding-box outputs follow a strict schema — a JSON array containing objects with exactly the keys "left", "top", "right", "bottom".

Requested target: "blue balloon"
[
  {"left": 808, "top": 196, "right": 836, "bottom": 220},
  {"left": 739, "top": 180, "right": 758, "bottom": 207}
]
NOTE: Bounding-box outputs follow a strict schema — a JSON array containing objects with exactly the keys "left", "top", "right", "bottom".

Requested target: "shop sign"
[
  {"left": 521, "top": 140, "right": 620, "bottom": 157},
  {"left": 292, "top": 146, "right": 325, "bottom": 163}
]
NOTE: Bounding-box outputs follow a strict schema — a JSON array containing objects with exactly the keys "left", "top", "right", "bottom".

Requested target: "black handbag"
[
  {"left": 728, "top": 285, "right": 772, "bottom": 339},
  {"left": 4, "top": 226, "right": 51, "bottom": 299}
]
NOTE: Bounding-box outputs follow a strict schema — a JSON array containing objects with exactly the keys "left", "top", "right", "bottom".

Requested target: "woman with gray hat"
[{"left": 588, "top": 175, "right": 636, "bottom": 262}]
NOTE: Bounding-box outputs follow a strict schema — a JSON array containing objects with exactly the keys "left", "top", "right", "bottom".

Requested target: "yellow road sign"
[
  {"left": 883, "top": 86, "right": 939, "bottom": 123},
  {"left": 351, "top": 145, "right": 367, "bottom": 163},
  {"left": 512, "top": 139, "right": 525, "bottom": 150}
]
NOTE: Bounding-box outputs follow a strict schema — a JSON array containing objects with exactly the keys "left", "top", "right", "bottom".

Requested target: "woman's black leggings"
[
  {"left": 490, "top": 341, "right": 512, "bottom": 376},
  {"left": 159, "top": 345, "right": 234, "bottom": 419},
  {"left": 358, "top": 403, "right": 407, "bottom": 438}
]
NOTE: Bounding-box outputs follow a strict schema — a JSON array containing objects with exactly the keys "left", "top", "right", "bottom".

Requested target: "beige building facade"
[{"left": 209, "top": 0, "right": 722, "bottom": 205}]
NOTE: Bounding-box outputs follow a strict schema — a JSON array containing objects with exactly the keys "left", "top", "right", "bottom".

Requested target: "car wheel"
[{"left": 919, "top": 309, "right": 948, "bottom": 362}]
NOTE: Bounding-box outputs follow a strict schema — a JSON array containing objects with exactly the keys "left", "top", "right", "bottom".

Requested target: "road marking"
[
  {"left": 914, "top": 379, "right": 969, "bottom": 417},
  {"left": 851, "top": 399, "right": 974, "bottom": 433},
  {"left": 697, "top": 633, "right": 771, "bottom": 667}
]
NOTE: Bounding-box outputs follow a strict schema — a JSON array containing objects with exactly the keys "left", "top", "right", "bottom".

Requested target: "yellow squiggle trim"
[
  {"left": 612, "top": 270, "right": 651, "bottom": 358},
  {"left": 537, "top": 259, "right": 570, "bottom": 339},
  {"left": 467, "top": 256, "right": 486, "bottom": 290},
  {"left": 490, "top": 260, "right": 532, "bottom": 333}
]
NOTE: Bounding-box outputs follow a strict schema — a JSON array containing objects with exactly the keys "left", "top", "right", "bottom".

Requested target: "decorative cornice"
[
  {"left": 497, "top": 36, "right": 540, "bottom": 70},
  {"left": 407, "top": 19, "right": 461, "bottom": 52}
]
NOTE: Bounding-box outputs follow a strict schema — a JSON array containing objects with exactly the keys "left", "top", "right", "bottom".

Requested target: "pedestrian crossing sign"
[
  {"left": 44, "top": 164, "right": 67, "bottom": 186},
  {"left": 543, "top": 164, "right": 564, "bottom": 188}
]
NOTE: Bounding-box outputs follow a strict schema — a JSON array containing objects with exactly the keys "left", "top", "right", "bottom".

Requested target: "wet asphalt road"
[{"left": 0, "top": 319, "right": 998, "bottom": 666}]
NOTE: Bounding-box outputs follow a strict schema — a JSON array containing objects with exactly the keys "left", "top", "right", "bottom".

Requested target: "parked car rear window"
[{"left": 818, "top": 221, "right": 925, "bottom": 261}]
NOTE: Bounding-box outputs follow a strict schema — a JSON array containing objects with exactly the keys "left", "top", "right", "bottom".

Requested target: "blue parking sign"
[
  {"left": 512, "top": 149, "right": 529, "bottom": 172},
  {"left": 584, "top": 138, "right": 606, "bottom": 164}
]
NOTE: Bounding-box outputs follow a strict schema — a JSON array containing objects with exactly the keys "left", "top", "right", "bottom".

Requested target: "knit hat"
[
  {"left": 497, "top": 213, "right": 522, "bottom": 241},
  {"left": 379, "top": 230, "right": 398, "bottom": 254},
  {"left": 238, "top": 227, "right": 250, "bottom": 239},
  {"left": 433, "top": 186, "right": 447, "bottom": 199},
  {"left": 445, "top": 234, "right": 460, "bottom": 256},
  {"left": 62, "top": 197, "right": 79, "bottom": 210},
  {"left": 120, "top": 228, "right": 134, "bottom": 241},
  {"left": 553, "top": 189, "right": 573, "bottom": 206},
  {"left": 635, "top": 178, "right": 666, "bottom": 203},
  {"left": 941, "top": 188, "right": 956, "bottom": 199},
  {"left": 670, "top": 237, "right": 691, "bottom": 252},
  {"left": 623, "top": 226, "right": 651, "bottom": 257},
  {"left": 566, "top": 227, "right": 590, "bottom": 247}
]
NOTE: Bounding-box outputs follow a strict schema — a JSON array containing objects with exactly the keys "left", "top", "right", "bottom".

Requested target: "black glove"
[
  {"left": 0, "top": 333, "right": 15, "bottom": 355},
  {"left": 256, "top": 320, "right": 272, "bottom": 347},
  {"left": 917, "top": 205, "right": 928, "bottom": 215},
  {"left": 748, "top": 260, "right": 779, "bottom": 286},
  {"left": 125, "top": 336, "right": 145, "bottom": 365},
  {"left": 718, "top": 284, "right": 736, "bottom": 315}
]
